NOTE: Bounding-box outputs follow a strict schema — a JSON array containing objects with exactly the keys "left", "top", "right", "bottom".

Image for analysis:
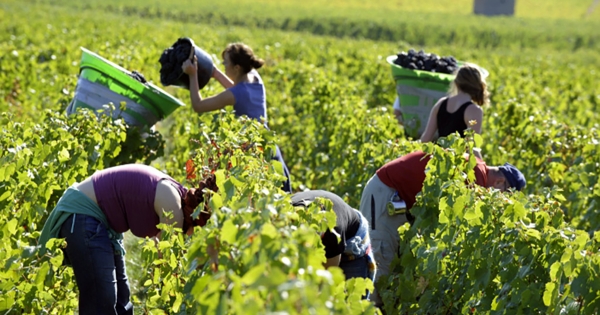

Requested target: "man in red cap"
[{"left": 359, "top": 150, "right": 526, "bottom": 306}]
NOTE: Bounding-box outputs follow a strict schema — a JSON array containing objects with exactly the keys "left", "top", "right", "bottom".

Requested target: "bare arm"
[
  {"left": 324, "top": 254, "right": 341, "bottom": 268},
  {"left": 464, "top": 104, "right": 483, "bottom": 135},
  {"left": 182, "top": 57, "right": 235, "bottom": 114},
  {"left": 212, "top": 67, "right": 234, "bottom": 89},
  {"left": 420, "top": 98, "right": 443, "bottom": 142},
  {"left": 190, "top": 89, "right": 235, "bottom": 114},
  {"left": 393, "top": 97, "right": 404, "bottom": 126},
  {"left": 154, "top": 181, "right": 184, "bottom": 230}
]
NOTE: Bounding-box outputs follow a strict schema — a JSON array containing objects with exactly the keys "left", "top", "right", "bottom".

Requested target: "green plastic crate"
[
  {"left": 69, "top": 47, "right": 185, "bottom": 127},
  {"left": 386, "top": 55, "right": 488, "bottom": 139}
]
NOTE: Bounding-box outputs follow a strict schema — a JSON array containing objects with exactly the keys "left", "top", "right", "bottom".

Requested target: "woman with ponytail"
[
  {"left": 38, "top": 164, "right": 217, "bottom": 314},
  {"left": 420, "top": 63, "right": 489, "bottom": 157},
  {"left": 182, "top": 42, "right": 292, "bottom": 193}
]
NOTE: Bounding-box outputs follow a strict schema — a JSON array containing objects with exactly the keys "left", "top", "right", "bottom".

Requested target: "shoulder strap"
[
  {"left": 440, "top": 97, "right": 448, "bottom": 112},
  {"left": 459, "top": 101, "right": 474, "bottom": 110},
  {"left": 454, "top": 101, "right": 475, "bottom": 117},
  {"left": 439, "top": 97, "right": 449, "bottom": 113}
]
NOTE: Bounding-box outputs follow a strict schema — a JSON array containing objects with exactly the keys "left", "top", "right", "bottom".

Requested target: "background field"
[
  {"left": 32, "top": 0, "right": 600, "bottom": 19},
  {"left": 23, "top": 0, "right": 600, "bottom": 50},
  {"left": 1, "top": 0, "right": 599, "bottom": 314}
]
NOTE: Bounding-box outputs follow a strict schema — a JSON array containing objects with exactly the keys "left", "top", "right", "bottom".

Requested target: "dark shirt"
[
  {"left": 437, "top": 97, "right": 474, "bottom": 138},
  {"left": 291, "top": 190, "right": 361, "bottom": 258}
]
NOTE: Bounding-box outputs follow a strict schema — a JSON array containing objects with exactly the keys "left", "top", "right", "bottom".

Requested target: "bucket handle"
[{"left": 189, "top": 44, "right": 196, "bottom": 60}]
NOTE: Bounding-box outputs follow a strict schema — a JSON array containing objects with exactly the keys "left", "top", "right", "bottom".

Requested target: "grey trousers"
[{"left": 359, "top": 174, "right": 409, "bottom": 307}]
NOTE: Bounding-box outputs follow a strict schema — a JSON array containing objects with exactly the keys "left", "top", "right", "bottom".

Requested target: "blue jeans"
[
  {"left": 59, "top": 214, "right": 133, "bottom": 315},
  {"left": 273, "top": 144, "right": 292, "bottom": 193},
  {"left": 340, "top": 255, "right": 371, "bottom": 299}
]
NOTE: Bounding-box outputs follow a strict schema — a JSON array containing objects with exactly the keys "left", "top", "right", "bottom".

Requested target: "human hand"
[
  {"left": 182, "top": 56, "right": 198, "bottom": 75},
  {"left": 185, "top": 226, "right": 194, "bottom": 236}
]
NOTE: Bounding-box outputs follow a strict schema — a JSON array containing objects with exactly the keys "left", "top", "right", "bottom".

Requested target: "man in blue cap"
[{"left": 359, "top": 150, "right": 526, "bottom": 307}]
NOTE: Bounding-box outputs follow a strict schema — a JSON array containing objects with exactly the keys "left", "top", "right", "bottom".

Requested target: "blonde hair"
[{"left": 448, "top": 63, "right": 489, "bottom": 106}]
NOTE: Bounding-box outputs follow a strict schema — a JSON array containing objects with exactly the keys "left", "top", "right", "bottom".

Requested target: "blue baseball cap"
[{"left": 498, "top": 163, "right": 526, "bottom": 191}]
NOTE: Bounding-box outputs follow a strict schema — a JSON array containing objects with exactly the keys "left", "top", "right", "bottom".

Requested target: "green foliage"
[
  {"left": 0, "top": 109, "right": 124, "bottom": 314},
  {"left": 0, "top": 0, "right": 599, "bottom": 314},
  {"left": 382, "top": 134, "right": 600, "bottom": 314},
  {"left": 0, "top": 107, "right": 165, "bottom": 313},
  {"left": 136, "top": 115, "right": 377, "bottom": 314}
]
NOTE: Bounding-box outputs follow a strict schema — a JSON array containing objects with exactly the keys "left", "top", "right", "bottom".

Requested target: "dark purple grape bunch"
[
  {"left": 158, "top": 39, "right": 194, "bottom": 86},
  {"left": 394, "top": 49, "right": 458, "bottom": 74}
]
